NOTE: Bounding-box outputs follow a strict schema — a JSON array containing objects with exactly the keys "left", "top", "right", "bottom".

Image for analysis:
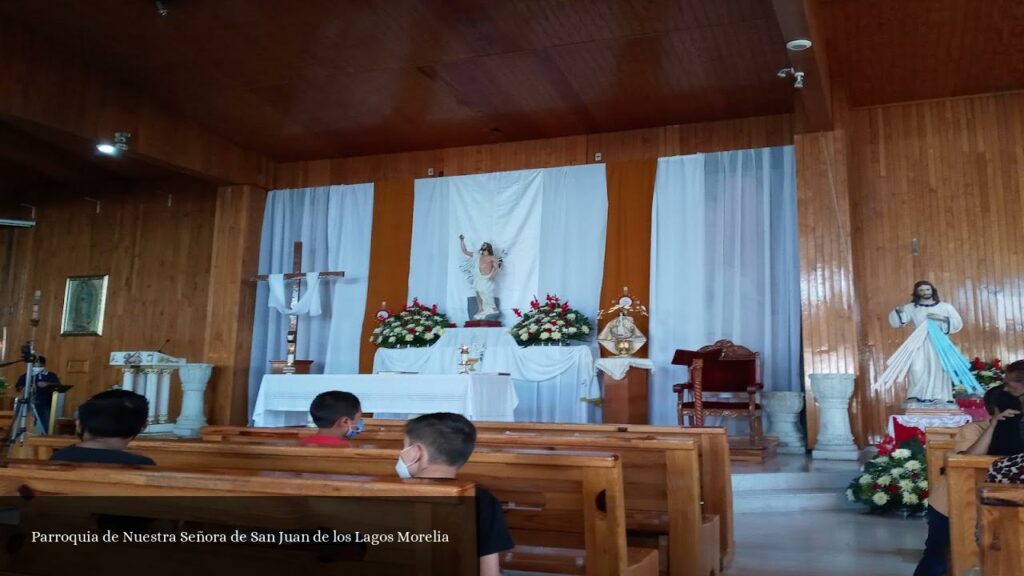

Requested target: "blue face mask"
[
  {"left": 345, "top": 418, "right": 365, "bottom": 439},
  {"left": 395, "top": 446, "right": 414, "bottom": 479}
]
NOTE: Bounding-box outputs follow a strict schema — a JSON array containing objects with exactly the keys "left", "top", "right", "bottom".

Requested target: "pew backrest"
[
  {"left": 978, "top": 483, "right": 1024, "bottom": 575},
  {"left": 946, "top": 454, "right": 999, "bottom": 576}
]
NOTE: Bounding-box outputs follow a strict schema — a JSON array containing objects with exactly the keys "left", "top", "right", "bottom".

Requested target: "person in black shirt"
[
  {"left": 396, "top": 413, "right": 513, "bottom": 576},
  {"left": 15, "top": 356, "right": 62, "bottom": 433},
  {"left": 50, "top": 389, "right": 155, "bottom": 465}
]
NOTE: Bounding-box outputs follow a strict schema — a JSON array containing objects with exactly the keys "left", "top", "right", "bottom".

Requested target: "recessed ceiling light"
[
  {"left": 786, "top": 39, "right": 813, "bottom": 52},
  {"left": 96, "top": 143, "right": 117, "bottom": 155}
]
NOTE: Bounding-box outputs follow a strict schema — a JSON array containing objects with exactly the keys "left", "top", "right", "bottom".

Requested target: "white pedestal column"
[
  {"left": 174, "top": 363, "right": 212, "bottom": 438},
  {"left": 762, "top": 391, "right": 806, "bottom": 454},
  {"left": 120, "top": 368, "right": 137, "bottom": 392},
  {"left": 157, "top": 369, "right": 173, "bottom": 424},
  {"left": 143, "top": 368, "right": 159, "bottom": 423},
  {"left": 810, "top": 373, "right": 859, "bottom": 460}
]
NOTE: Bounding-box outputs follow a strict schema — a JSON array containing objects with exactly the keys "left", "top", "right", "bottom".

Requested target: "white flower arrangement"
[
  {"left": 509, "top": 294, "right": 593, "bottom": 347},
  {"left": 370, "top": 298, "right": 450, "bottom": 349},
  {"left": 847, "top": 436, "right": 929, "bottom": 515}
]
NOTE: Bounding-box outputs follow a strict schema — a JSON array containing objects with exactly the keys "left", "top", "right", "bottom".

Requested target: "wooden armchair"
[{"left": 672, "top": 340, "right": 763, "bottom": 444}]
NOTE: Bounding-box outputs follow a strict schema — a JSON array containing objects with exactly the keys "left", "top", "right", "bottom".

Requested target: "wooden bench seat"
[
  {"left": 946, "top": 453, "right": 999, "bottom": 575},
  {"left": 978, "top": 483, "right": 1024, "bottom": 575},
  {"left": 0, "top": 460, "right": 478, "bottom": 575},
  {"left": 202, "top": 420, "right": 735, "bottom": 568},
  {"left": 23, "top": 437, "right": 657, "bottom": 576}
]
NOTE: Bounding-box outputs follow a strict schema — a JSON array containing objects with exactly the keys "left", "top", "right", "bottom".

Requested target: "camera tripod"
[{"left": 5, "top": 346, "right": 48, "bottom": 457}]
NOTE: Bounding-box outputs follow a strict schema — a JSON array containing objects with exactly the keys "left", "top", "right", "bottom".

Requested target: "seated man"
[
  {"left": 396, "top": 413, "right": 513, "bottom": 576},
  {"left": 50, "top": 389, "right": 155, "bottom": 465},
  {"left": 299, "top": 391, "right": 363, "bottom": 446}
]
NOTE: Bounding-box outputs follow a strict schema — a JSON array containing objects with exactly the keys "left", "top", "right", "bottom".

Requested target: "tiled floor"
[{"left": 727, "top": 510, "right": 927, "bottom": 575}]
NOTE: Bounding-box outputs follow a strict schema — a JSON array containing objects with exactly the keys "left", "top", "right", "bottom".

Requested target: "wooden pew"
[
  {"left": 925, "top": 426, "right": 961, "bottom": 488},
  {"left": 946, "top": 454, "right": 999, "bottom": 576},
  {"left": 23, "top": 437, "right": 658, "bottom": 576},
  {"left": 203, "top": 421, "right": 735, "bottom": 566},
  {"left": 0, "top": 460, "right": 478, "bottom": 576},
  {"left": 978, "top": 483, "right": 1024, "bottom": 575}
]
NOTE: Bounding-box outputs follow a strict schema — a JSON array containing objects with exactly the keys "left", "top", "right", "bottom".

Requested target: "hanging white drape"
[
  {"left": 408, "top": 164, "right": 608, "bottom": 324},
  {"left": 248, "top": 184, "right": 374, "bottom": 419},
  {"left": 649, "top": 147, "right": 800, "bottom": 425}
]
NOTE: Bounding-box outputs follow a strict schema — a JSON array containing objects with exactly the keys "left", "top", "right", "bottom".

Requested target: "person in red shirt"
[{"left": 298, "top": 391, "right": 364, "bottom": 447}]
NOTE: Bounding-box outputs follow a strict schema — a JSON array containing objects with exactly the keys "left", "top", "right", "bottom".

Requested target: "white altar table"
[
  {"left": 373, "top": 327, "right": 600, "bottom": 423},
  {"left": 252, "top": 373, "right": 517, "bottom": 426}
]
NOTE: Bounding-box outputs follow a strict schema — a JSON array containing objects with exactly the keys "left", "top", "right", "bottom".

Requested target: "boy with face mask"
[
  {"left": 299, "top": 391, "right": 364, "bottom": 446},
  {"left": 396, "top": 413, "right": 513, "bottom": 576},
  {"left": 15, "top": 355, "right": 62, "bottom": 433}
]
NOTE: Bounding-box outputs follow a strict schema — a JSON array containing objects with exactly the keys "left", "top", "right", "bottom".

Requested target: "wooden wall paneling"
[
  {"left": 669, "top": 114, "right": 795, "bottom": 156},
  {"left": 0, "top": 180, "right": 218, "bottom": 418},
  {"left": 440, "top": 135, "right": 588, "bottom": 176},
  {"left": 846, "top": 91, "right": 1024, "bottom": 441},
  {"left": 599, "top": 160, "right": 657, "bottom": 357},
  {"left": 795, "top": 130, "right": 861, "bottom": 447},
  {"left": 359, "top": 180, "right": 416, "bottom": 374},
  {"left": 203, "top": 184, "right": 267, "bottom": 425}
]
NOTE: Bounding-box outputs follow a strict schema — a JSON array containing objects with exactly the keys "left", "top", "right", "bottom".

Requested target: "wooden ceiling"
[
  {"left": 0, "top": 0, "right": 796, "bottom": 161},
  {"left": 827, "top": 0, "right": 1024, "bottom": 108}
]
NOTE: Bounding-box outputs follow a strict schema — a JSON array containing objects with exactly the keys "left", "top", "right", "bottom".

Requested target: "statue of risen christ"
[{"left": 459, "top": 234, "right": 500, "bottom": 319}]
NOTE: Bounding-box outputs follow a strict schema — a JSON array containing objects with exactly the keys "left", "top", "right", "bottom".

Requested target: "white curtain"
[
  {"left": 408, "top": 165, "right": 608, "bottom": 324},
  {"left": 248, "top": 184, "right": 374, "bottom": 418},
  {"left": 649, "top": 147, "right": 800, "bottom": 425}
]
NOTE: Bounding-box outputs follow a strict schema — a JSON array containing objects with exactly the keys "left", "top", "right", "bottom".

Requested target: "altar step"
[{"left": 732, "top": 455, "right": 864, "bottom": 513}]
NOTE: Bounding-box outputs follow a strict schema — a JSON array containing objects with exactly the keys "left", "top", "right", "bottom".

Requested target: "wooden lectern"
[
  {"left": 672, "top": 340, "right": 763, "bottom": 444},
  {"left": 602, "top": 367, "right": 649, "bottom": 424}
]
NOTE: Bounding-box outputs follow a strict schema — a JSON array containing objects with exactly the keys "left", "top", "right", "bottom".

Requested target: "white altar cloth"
[
  {"left": 252, "top": 373, "right": 517, "bottom": 426},
  {"left": 373, "top": 327, "right": 599, "bottom": 423}
]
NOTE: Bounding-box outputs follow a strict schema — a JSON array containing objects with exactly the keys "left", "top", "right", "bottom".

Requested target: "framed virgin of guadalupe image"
[{"left": 60, "top": 275, "right": 108, "bottom": 336}]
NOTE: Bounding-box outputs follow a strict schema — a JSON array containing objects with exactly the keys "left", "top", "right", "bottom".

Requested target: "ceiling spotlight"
[
  {"left": 96, "top": 131, "right": 132, "bottom": 156},
  {"left": 786, "top": 39, "right": 813, "bottom": 52}
]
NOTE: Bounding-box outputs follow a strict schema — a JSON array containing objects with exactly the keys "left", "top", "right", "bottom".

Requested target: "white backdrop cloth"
[
  {"left": 408, "top": 165, "right": 608, "bottom": 326},
  {"left": 373, "top": 328, "right": 599, "bottom": 423},
  {"left": 248, "top": 185, "right": 374, "bottom": 418},
  {"left": 253, "top": 374, "right": 517, "bottom": 426},
  {"left": 649, "top": 147, "right": 800, "bottom": 426}
]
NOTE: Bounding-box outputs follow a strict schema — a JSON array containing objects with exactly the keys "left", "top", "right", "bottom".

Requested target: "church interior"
[{"left": 1, "top": 1, "right": 1023, "bottom": 575}]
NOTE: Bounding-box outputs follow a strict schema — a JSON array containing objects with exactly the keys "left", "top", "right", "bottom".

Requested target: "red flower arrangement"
[
  {"left": 369, "top": 298, "right": 450, "bottom": 348},
  {"left": 509, "top": 294, "right": 593, "bottom": 347}
]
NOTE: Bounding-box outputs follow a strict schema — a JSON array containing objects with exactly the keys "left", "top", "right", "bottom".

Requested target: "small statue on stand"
[{"left": 597, "top": 287, "right": 649, "bottom": 357}]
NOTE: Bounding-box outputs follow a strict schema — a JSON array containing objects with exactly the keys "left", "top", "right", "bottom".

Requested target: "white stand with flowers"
[{"left": 811, "top": 373, "right": 859, "bottom": 461}]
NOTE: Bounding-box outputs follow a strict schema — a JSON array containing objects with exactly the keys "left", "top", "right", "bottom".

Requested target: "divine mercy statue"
[
  {"left": 875, "top": 280, "right": 970, "bottom": 405},
  {"left": 459, "top": 234, "right": 501, "bottom": 319}
]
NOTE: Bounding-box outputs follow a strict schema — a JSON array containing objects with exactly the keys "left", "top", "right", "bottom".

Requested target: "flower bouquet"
[
  {"left": 509, "top": 294, "right": 592, "bottom": 347},
  {"left": 846, "top": 435, "right": 928, "bottom": 515},
  {"left": 963, "top": 357, "right": 1004, "bottom": 392},
  {"left": 369, "top": 298, "right": 449, "bottom": 348}
]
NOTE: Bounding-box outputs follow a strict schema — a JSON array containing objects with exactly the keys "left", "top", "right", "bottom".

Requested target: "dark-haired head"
[
  {"left": 309, "top": 391, "right": 362, "bottom": 429},
  {"left": 77, "top": 389, "right": 149, "bottom": 440},
  {"left": 911, "top": 281, "right": 939, "bottom": 305},
  {"left": 1003, "top": 360, "right": 1024, "bottom": 396},
  {"left": 984, "top": 386, "right": 1020, "bottom": 415},
  {"left": 479, "top": 242, "right": 494, "bottom": 256},
  {"left": 404, "top": 412, "right": 477, "bottom": 469}
]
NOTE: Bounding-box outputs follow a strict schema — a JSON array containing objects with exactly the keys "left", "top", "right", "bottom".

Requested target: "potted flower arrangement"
[
  {"left": 956, "top": 357, "right": 1004, "bottom": 417},
  {"left": 509, "top": 294, "right": 592, "bottom": 347},
  {"left": 847, "top": 435, "right": 928, "bottom": 516},
  {"left": 369, "top": 298, "right": 449, "bottom": 348}
]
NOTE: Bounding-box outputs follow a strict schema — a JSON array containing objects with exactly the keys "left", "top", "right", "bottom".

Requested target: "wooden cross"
[{"left": 253, "top": 241, "right": 345, "bottom": 372}]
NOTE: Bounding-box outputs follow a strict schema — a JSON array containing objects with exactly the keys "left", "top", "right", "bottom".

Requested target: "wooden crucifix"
[{"left": 253, "top": 241, "right": 344, "bottom": 374}]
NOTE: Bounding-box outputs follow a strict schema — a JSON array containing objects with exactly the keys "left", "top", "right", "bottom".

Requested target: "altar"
[
  {"left": 253, "top": 373, "right": 517, "bottom": 426},
  {"left": 373, "top": 327, "right": 600, "bottom": 423}
]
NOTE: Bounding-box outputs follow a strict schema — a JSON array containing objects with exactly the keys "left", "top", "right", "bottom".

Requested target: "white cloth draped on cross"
[{"left": 267, "top": 272, "right": 323, "bottom": 317}]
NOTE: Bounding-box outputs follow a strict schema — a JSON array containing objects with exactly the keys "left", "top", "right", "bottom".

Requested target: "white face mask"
[
  {"left": 31, "top": 367, "right": 44, "bottom": 376},
  {"left": 395, "top": 446, "right": 414, "bottom": 479}
]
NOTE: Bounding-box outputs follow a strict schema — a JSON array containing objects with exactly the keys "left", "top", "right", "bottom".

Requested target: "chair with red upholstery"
[{"left": 672, "top": 340, "right": 763, "bottom": 445}]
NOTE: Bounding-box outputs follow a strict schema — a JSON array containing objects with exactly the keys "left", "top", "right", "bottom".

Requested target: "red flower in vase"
[
  {"left": 993, "top": 358, "right": 1002, "bottom": 370},
  {"left": 887, "top": 485, "right": 900, "bottom": 494},
  {"left": 971, "top": 357, "right": 986, "bottom": 370},
  {"left": 512, "top": 308, "right": 523, "bottom": 318}
]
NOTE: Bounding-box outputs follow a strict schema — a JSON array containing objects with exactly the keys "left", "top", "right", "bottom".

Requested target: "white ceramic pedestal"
[
  {"left": 810, "top": 373, "right": 859, "bottom": 460},
  {"left": 762, "top": 391, "right": 806, "bottom": 454},
  {"left": 173, "top": 363, "right": 212, "bottom": 438}
]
